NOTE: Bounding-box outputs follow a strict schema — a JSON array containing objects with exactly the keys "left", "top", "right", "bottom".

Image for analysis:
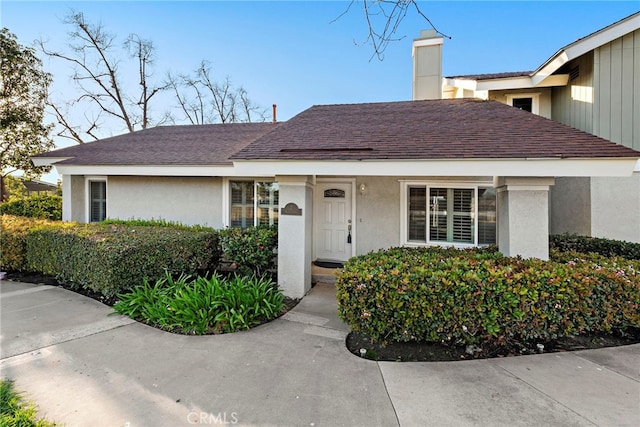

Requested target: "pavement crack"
[{"left": 376, "top": 361, "right": 401, "bottom": 427}]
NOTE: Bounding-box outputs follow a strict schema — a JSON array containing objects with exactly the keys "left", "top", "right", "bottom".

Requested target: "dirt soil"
[{"left": 347, "top": 329, "right": 640, "bottom": 362}]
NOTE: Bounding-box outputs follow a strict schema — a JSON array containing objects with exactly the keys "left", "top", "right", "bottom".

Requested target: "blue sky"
[{"left": 2, "top": 1, "right": 639, "bottom": 182}]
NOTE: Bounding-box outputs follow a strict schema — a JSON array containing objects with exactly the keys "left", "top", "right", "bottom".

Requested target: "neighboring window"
[
  {"left": 405, "top": 185, "right": 496, "bottom": 246},
  {"left": 230, "top": 181, "right": 278, "bottom": 228},
  {"left": 89, "top": 180, "right": 106, "bottom": 222},
  {"left": 512, "top": 97, "right": 532, "bottom": 112}
]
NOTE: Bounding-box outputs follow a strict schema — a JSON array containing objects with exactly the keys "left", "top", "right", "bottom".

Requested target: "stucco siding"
[
  {"left": 354, "top": 176, "right": 401, "bottom": 255},
  {"left": 549, "top": 177, "right": 591, "bottom": 236},
  {"left": 107, "top": 176, "right": 223, "bottom": 227},
  {"left": 590, "top": 175, "right": 640, "bottom": 243},
  {"left": 551, "top": 52, "right": 594, "bottom": 133},
  {"left": 68, "top": 175, "right": 85, "bottom": 223}
]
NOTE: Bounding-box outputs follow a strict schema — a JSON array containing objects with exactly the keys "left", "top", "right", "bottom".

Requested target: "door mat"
[{"left": 313, "top": 261, "right": 344, "bottom": 269}]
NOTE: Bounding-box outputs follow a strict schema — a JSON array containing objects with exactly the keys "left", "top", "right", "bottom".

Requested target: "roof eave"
[{"left": 32, "top": 156, "right": 72, "bottom": 167}]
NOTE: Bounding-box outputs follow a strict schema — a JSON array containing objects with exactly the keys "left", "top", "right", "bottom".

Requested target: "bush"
[
  {"left": 1, "top": 379, "right": 58, "bottom": 426},
  {"left": 551, "top": 234, "right": 640, "bottom": 260},
  {"left": 219, "top": 226, "right": 277, "bottom": 277},
  {"left": 336, "top": 246, "right": 640, "bottom": 348},
  {"left": 25, "top": 223, "right": 221, "bottom": 297},
  {"left": 0, "top": 215, "right": 66, "bottom": 272},
  {"left": 0, "top": 194, "right": 62, "bottom": 220},
  {"left": 112, "top": 272, "right": 284, "bottom": 334}
]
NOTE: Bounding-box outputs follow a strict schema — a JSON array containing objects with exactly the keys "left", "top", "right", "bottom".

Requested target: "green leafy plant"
[
  {"left": 113, "top": 272, "right": 284, "bottom": 334},
  {"left": 0, "top": 194, "right": 62, "bottom": 220},
  {"left": 551, "top": 234, "right": 640, "bottom": 260},
  {"left": 0, "top": 215, "right": 67, "bottom": 271},
  {"left": 218, "top": 226, "right": 277, "bottom": 277},
  {"left": 0, "top": 379, "right": 58, "bottom": 426},
  {"left": 336, "top": 246, "right": 640, "bottom": 349}
]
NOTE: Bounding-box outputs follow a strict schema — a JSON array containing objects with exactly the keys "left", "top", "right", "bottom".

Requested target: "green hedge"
[
  {"left": 24, "top": 223, "right": 220, "bottom": 296},
  {"left": 550, "top": 234, "right": 640, "bottom": 260},
  {"left": 0, "top": 215, "right": 66, "bottom": 272},
  {"left": 337, "top": 246, "right": 640, "bottom": 348},
  {"left": 0, "top": 194, "right": 62, "bottom": 220},
  {"left": 219, "top": 226, "right": 277, "bottom": 277}
]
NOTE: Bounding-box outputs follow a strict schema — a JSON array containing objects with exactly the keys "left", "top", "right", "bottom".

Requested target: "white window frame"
[
  {"left": 506, "top": 93, "right": 540, "bottom": 115},
  {"left": 222, "top": 177, "right": 278, "bottom": 227},
  {"left": 84, "top": 176, "right": 107, "bottom": 223},
  {"left": 400, "top": 181, "right": 495, "bottom": 248}
]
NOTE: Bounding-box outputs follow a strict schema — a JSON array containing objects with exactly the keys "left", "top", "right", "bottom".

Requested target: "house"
[
  {"left": 413, "top": 12, "right": 640, "bottom": 242},
  {"left": 32, "top": 98, "right": 640, "bottom": 298}
]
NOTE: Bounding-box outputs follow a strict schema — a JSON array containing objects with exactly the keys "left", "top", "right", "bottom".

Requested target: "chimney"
[
  {"left": 272, "top": 104, "right": 277, "bottom": 123},
  {"left": 412, "top": 29, "right": 444, "bottom": 100}
]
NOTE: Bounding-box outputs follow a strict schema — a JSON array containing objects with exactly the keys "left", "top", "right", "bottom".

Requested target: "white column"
[
  {"left": 497, "top": 177, "right": 555, "bottom": 260},
  {"left": 276, "top": 175, "right": 314, "bottom": 299},
  {"left": 61, "top": 175, "right": 72, "bottom": 222}
]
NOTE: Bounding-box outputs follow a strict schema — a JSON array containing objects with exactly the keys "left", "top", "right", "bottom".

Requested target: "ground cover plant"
[
  {"left": 337, "top": 241, "right": 640, "bottom": 361},
  {"left": 0, "top": 379, "right": 58, "bottom": 426},
  {"left": 112, "top": 272, "right": 285, "bottom": 334}
]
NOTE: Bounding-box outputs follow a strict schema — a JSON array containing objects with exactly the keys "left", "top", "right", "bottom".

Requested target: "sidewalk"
[{"left": 1, "top": 279, "right": 639, "bottom": 426}]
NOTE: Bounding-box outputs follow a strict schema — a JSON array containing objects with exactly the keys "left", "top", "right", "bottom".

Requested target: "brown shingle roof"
[
  {"left": 232, "top": 99, "right": 640, "bottom": 161},
  {"left": 445, "top": 71, "right": 533, "bottom": 80},
  {"left": 38, "top": 123, "right": 277, "bottom": 165}
]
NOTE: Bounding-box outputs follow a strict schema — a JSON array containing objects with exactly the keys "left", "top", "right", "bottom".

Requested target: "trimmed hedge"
[
  {"left": 0, "top": 194, "right": 62, "bottom": 220},
  {"left": 550, "top": 234, "right": 640, "bottom": 260},
  {"left": 0, "top": 215, "right": 66, "bottom": 272},
  {"left": 25, "top": 223, "right": 221, "bottom": 296},
  {"left": 337, "top": 246, "right": 640, "bottom": 348},
  {"left": 219, "top": 226, "right": 278, "bottom": 277}
]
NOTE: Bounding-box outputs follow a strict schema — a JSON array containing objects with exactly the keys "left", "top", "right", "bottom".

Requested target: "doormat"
[{"left": 313, "top": 261, "right": 344, "bottom": 269}]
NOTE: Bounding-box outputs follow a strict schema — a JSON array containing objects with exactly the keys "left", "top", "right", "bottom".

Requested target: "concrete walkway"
[{"left": 1, "top": 279, "right": 639, "bottom": 427}]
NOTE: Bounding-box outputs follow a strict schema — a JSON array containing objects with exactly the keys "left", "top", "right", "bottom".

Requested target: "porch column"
[
  {"left": 276, "top": 175, "right": 314, "bottom": 299},
  {"left": 61, "top": 175, "right": 72, "bottom": 222},
  {"left": 496, "top": 177, "right": 555, "bottom": 260}
]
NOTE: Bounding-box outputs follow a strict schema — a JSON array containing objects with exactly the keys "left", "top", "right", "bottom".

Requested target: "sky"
[{"left": 2, "top": 1, "right": 639, "bottom": 183}]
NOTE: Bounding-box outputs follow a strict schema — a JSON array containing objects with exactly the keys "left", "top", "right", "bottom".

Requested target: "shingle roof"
[
  {"left": 37, "top": 123, "right": 277, "bottom": 165},
  {"left": 232, "top": 99, "right": 640, "bottom": 161},
  {"left": 445, "top": 71, "right": 533, "bottom": 80}
]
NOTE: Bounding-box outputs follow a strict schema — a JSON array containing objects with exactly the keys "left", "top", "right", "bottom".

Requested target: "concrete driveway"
[{"left": 1, "top": 279, "right": 639, "bottom": 427}]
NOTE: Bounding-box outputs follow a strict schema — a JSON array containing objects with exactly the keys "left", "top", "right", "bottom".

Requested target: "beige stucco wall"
[
  {"left": 591, "top": 175, "right": 640, "bottom": 243},
  {"left": 64, "top": 175, "right": 85, "bottom": 223},
  {"left": 549, "top": 177, "right": 591, "bottom": 236},
  {"left": 354, "top": 176, "right": 401, "bottom": 255},
  {"left": 107, "top": 176, "right": 223, "bottom": 227}
]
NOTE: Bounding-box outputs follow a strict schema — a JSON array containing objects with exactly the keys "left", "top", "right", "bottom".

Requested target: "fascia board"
[
  {"left": 443, "top": 78, "right": 477, "bottom": 91},
  {"left": 476, "top": 77, "right": 534, "bottom": 91},
  {"left": 53, "top": 165, "right": 237, "bottom": 177},
  {"left": 231, "top": 159, "right": 639, "bottom": 178},
  {"left": 32, "top": 157, "right": 72, "bottom": 166}
]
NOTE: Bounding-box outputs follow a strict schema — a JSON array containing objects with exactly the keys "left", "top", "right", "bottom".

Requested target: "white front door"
[{"left": 314, "top": 181, "right": 353, "bottom": 262}]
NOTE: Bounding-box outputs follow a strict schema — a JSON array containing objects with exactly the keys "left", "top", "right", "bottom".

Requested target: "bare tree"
[
  {"left": 337, "top": 0, "right": 450, "bottom": 60},
  {"left": 39, "top": 12, "right": 168, "bottom": 143},
  {"left": 167, "top": 61, "right": 266, "bottom": 125}
]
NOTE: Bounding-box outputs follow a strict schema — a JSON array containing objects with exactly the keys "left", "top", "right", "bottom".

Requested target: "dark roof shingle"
[
  {"left": 445, "top": 71, "right": 533, "bottom": 81},
  {"left": 232, "top": 99, "right": 640, "bottom": 161},
  {"left": 37, "top": 123, "right": 277, "bottom": 165}
]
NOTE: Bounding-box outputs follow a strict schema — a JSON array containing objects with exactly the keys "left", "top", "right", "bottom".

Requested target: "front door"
[{"left": 314, "top": 181, "right": 353, "bottom": 262}]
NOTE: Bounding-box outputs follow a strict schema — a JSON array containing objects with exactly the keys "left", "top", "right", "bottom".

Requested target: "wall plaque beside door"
[{"left": 281, "top": 202, "right": 302, "bottom": 216}]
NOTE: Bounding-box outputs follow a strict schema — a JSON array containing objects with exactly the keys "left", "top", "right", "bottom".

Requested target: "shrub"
[
  {"left": 219, "top": 226, "right": 277, "bottom": 277},
  {"left": 550, "top": 234, "right": 640, "bottom": 260},
  {"left": 0, "top": 215, "right": 67, "bottom": 272},
  {"left": 336, "top": 246, "right": 640, "bottom": 349},
  {"left": 112, "top": 272, "right": 284, "bottom": 334},
  {"left": 0, "top": 379, "right": 58, "bottom": 426},
  {"left": 0, "top": 194, "right": 62, "bottom": 220},
  {"left": 25, "top": 223, "right": 221, "bottom": 297}
]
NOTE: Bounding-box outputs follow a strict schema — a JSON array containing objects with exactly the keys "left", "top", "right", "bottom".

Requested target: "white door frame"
[{"left": 313, "top": 178, "right": 357, "bottom": 261}]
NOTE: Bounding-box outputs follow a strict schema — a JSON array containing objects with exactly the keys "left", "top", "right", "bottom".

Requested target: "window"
[
  {"left": 89, "top": 180, "right": 106, "bottom": 222},
  {"left": 506, "top": 93, "right": 540, "bottom": 115},
  {"left": 512, "top": 97, "right": 532, "bottom": 112},
  {"left": 404, "top": 184, "right": 496, "bottom": 246},
  {"left": 230, "top": 181, "right": 278, "bottom": 227}
]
